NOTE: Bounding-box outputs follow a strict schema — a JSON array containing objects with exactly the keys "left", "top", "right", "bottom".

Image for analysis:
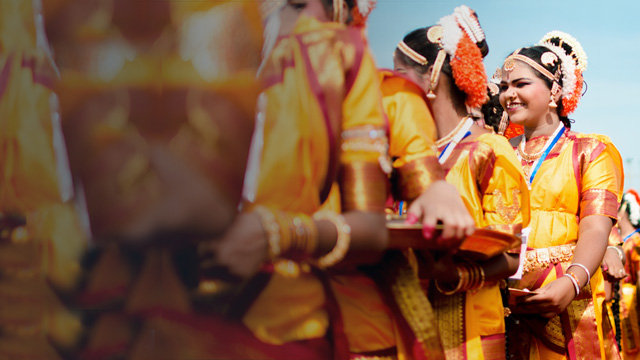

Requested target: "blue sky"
[{"left": 367, "top": 0, "right": 640, "bottom": 190}]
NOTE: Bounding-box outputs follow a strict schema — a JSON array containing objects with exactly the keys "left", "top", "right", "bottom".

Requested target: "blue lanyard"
[
  {"left": 528, "top": 127, "right": 565, "bottom": 185},
  {"left": 624, "top": 228, "right": 640, "bottom": 242}
]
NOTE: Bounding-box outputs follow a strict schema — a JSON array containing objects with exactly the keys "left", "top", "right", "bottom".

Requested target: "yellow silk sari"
[
  {"left": 0, "top": 1, "right": 86, "bottom": 358},
  {"left": 323, "top": 70, "right": 447, "bottom": 360},
  {"left": 47, "top": 1, "right": 265, "bottom": 359},
  {"left": 242, "top": 15, "right": 388, "bottom": 359},
  {"left": 508, "top": 130, "right": 624, "bottom": 360},
  {"left": 435, "top": 132, "right": 530, "bottom": 360}
]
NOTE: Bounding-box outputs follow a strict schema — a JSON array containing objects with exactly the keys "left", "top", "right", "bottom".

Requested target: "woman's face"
[
  {"left": 393, "top": 55, "right": 429, "bottom": 94},
  {"left": 499, "top": 61, "right": 555, "bottom": 128},
  {"left": 279, "top": 0, "right": 330, "bottom": 35}
]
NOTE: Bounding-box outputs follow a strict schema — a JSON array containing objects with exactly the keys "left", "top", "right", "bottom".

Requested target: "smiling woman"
[{"left": 502, "top": 32, "right": 624, "bottom": 360}]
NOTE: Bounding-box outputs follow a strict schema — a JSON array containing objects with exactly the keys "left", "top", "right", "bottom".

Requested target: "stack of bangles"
[
  {"left": 563, "top": 263, "right": 591, "bottom": 296},
  {"left": 253, "top": 206, "right": 352, "bottom": 268},
  {"left": 435, "top": 263, "right": 485, "bottom": 295}
]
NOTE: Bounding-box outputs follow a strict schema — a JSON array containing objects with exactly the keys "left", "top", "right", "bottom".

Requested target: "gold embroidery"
[
  {"left": 523, "top": 244, "right": 575, "bottom": 272},
  {"left": 493, "top": 188, "right": 521, "bottom": 224},
  {"left": 392, "top": 157, "right": 444, "bottom": 201},
  {"left": 392, "top": 262, "right": 445, "bottom": 360},
  {"left": 432, "top": 291, "right": 465, "bottom": 360},
  {"left": 339, "top": 161, "right": 387, "bottom": 213}
]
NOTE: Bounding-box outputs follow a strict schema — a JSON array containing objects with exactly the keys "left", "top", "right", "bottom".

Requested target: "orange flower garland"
[
  {"left": 561, "top": 69, "right": 583, "bottom": 116},
  {"left": 450, "top": 33, "right": 487, "bottom": 108}
]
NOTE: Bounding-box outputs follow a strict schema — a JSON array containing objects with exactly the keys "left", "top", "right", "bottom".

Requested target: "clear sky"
[{"left": 367, "top": 0, "right": 640, "bottom": 190}]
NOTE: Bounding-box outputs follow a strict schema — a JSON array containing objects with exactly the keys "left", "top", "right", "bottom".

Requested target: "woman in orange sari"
[
  {"left": 500, "top": 32, "right": 624, "bottom": 360},
  {"left": 392, "top": 6, "right": 530, "bottom": 360}
]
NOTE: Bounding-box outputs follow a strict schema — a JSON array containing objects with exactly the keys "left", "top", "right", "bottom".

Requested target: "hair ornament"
[
  {"left": 538, "top": 31, "right": 586, "bottom": 115},
  {"left": 437, "top": 14, "right": 463, "bottom": 57},
  {"left": 539, "top": 30, "right": 588, "bottom": 72},
  {"left": 397, "top": 40, "right": 428, "bottom": 66},
  {"left": 541, "top": 52, "right": 558, "bottom": 67},
  {"left": 427, "top": 25, "right": 444, "bottom": 44},
  {"left": 432, "top": 6, "right": 487, "bottom": 107},
  {"left": 453, "top": 5, "right": 485, "bottom": 43},
  {"left": 351, "top": 0, "right": 377, "bottom": 27},
  {"left": 333, "top": 0, "right": 345, "bottom": 23},
  {"left": 624, "top": 190, "right": 640, "bottom": 228},
  {"left": 491, "top": 67, "right": 502, "bottom": 83}
]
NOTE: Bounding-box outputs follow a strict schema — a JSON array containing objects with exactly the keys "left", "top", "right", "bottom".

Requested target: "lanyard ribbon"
[
  {"left": 624, "top": 228, "right": 640, "bottom": 242},
  {"left": 520, "top": 124, "right": 565, "bottom": 188},
  {"left": 438, "top": 117, "right": 474, "bottom": 164}
]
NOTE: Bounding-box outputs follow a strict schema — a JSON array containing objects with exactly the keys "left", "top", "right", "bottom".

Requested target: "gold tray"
[{"left": 386, "top": 216, "right": 520, "bottom": 261}]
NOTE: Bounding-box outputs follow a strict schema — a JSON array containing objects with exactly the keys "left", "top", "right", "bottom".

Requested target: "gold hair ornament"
[
  {"left": 427, "top": 49, "right": 446, "bottom": 99},
  {"left": 333, "top": 0, "right": 345, "bottom": 23},
  {"left": 397, "top": 41, "right": 428, "bottom": 66}
]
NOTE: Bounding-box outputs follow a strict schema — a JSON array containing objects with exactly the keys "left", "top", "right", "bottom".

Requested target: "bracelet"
[
  {"left": 567, "top": 271, "right": 580, "bottom": 288},
  {"left": 563, "top": 273, "right": 580, "bottom": 296},
  {"left": 254, "top": 206, "right": 282, "bottom": 260},
  {"left": 435, "top": 265, "right": 467, "bottom": 295},
  {"left": 470, "top": 264, "right": 485, "bottom": 292},
  {"left": 607, "top": 245, "right": 625, "bottom": 262},
  {"left": 313, "top": 211, "right": 351, "bottom": 268},
  {"left": 567, "top": 263, "right": 590, "bottom": 285}
]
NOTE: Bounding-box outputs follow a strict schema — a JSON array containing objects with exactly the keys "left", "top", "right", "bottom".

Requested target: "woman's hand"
[
  {"left": 602, "top": 246, "right": 626, "bottom": 282},
  {"left": 203, "top": 212, "right": 268, "bottom": 281},
  {"left": 406, "top": 180, "right": 475, "bottom": 249},
  {"left": 511, "top": 276, "right": 576, "bottom": 318}
]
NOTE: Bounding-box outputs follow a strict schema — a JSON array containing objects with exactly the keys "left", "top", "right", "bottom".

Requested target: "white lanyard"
[{"left": 438, "top": 117, "right": 474, "bottom": 164}]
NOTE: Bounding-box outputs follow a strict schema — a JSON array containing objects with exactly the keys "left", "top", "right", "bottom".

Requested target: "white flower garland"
[
  {"left": 357, "top": 0, "right": 376, "bottom": 18},
  {"left": 624, "top": 192, "right": 640, "bottom": 227},
  {"left": 453, "top": 5, "right": 484, "bottom": 43},
  {"left": 437, "top": 14, "right": 462, "bottom": 57},
  {"left": 537, "top": 31, "right": 588, "bottom": 101},
  {"left": 540, "top": 30, "right": 588, "bottom": 71},
  {"left": 541, "top": 43, "right": 577, "bottom": 100}
]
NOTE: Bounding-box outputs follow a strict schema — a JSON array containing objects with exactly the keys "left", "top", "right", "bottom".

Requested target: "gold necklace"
[
  {"left": 436, "top": 116, "right": 471, "bottom": 148},
  {"left": 516, "top": 136, "right": 546, "bottom": 162}
]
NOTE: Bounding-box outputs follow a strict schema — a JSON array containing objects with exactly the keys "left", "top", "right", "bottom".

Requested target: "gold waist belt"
[{"left": 523, "top": 244, "right": 575, "bottom": 273}]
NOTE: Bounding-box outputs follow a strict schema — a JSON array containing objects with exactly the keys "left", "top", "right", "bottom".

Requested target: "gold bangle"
[
  {"left": 313, "top": 211, "right": 351, "bottom": 268},
  {"left": 254, "top": 206, "right": 281, "bottom": 260},
  {"left": 469, "top": 263, "right": 485, "bottom": 292},
  {"left": 295, "top": 214, "right": 319, "bottom": 255},
  {"left": 435, "top": 265, "right": 467, "bottom": 295}
]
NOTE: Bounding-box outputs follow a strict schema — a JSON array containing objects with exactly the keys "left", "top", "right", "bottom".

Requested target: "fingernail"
[
  {"left": 423, "top": 226, "right": 435, "bottom": 239},
  {"left": 602, "top": 264, "right": 608, "bottom": 271},
  {"left": 405, "top": 213, "right": 419, "bottom": 225}
]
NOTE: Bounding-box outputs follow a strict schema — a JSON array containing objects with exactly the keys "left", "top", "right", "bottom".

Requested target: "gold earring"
[{"left": 549, "top": 81, "right": 560, "bottom": 109}]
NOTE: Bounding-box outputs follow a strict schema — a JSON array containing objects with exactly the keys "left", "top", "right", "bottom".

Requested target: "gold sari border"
[
  {"left": 392, "top": 156, "right": 444, "bottom": 201},
  {"left": 339, "top": 161, "right": 387, "bottom": 213},
  {"left": 580, "top": 188, "right": 619, "bottom": 220}
]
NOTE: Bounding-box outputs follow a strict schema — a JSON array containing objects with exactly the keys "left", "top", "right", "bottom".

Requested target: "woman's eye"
[
  {"left": 290, "top": 2, "right": 306, "bottom": 10},
  {"left": 500, "top": 85, "right": 508, "bottom": 92}
]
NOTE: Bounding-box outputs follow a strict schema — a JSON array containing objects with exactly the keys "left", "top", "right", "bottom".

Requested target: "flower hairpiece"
[
  {"left": 435, "top": 6, "right": 487, "bottom": 108},
  {"left": 351, "top": 0, "right": 377, "bottom": 27},
  {"left": 538, "top": 31, "right": 587, "bottom": 116},
  {"left": 624, "top": 190, "right": 640, "bottom": 227}
]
